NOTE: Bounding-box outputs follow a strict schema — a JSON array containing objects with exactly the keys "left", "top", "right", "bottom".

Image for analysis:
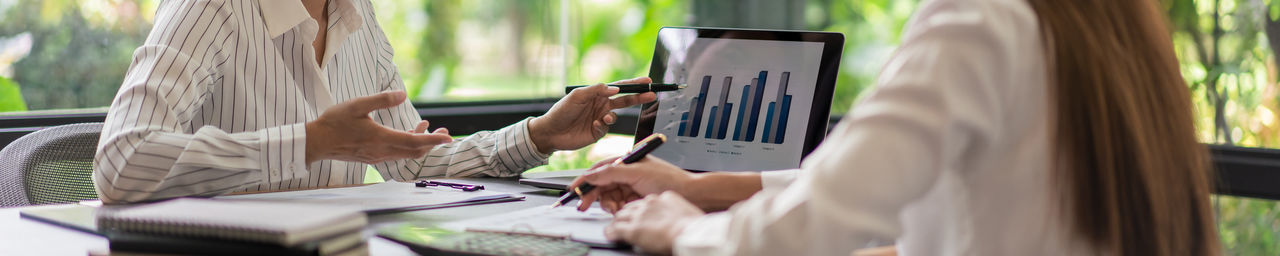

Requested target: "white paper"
[
  {"left": 219, "top": 181, "right": 514, "bottom": 212},
  {"left": 441, "top": 206, "right": 614, "bottom": 245}
]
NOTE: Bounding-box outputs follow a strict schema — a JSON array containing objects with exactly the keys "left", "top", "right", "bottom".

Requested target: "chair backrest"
[{"left": 0, "top": 123, "right": 103, "bottom": 207}]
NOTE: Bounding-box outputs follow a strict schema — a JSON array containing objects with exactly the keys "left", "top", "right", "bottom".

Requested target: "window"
[
  {"left": 1169, "top": 0, "right": 1280, "bottom": 253},
  {"left": 0, "top": 0, "right": 905, "bottom": 114},
  {"left": 375, "top": 0, "right": 914, "bottom": 112},
  {"left": 375, "top": 0, "right": 689, "bottom": 103},
  {"left": 0, "top": 0, "right": 157, "bottom": 112}
]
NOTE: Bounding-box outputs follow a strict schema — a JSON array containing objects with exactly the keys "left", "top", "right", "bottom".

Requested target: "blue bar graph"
[
  {"left": 762, "top": 102, "right": 776, "bottom": 143},
  {"left": 677, "top": 71, "right": 792, "bottom": 144},
  {"left": 717, "top": 103, "right": 732, "bottom": 140},
  {"left": 686, "top": 76, "right": 711, "bottom": 137},
  {"left": 733, "top": 84, "right": 751, "bottom": 141},
  {"left": 774, "top": 95, "right": 792, "bottom": 144},
  {"left": 686, "top": 96, "right": 700, "bottom": 137},
  {"left": 705, "top": 106, "right": 718, "bottom": 139},
  {"left": 763, "top": 72, "right": 791, "bottom": 144},
  {"left": 745, "top": 71, "right": 768, "bottom": 142},
  {"left": 678, "top": 112, "right": 688, "bottom": 136},
  {"left": 714, "top": 77, "right": 733, "bottom": 139}
]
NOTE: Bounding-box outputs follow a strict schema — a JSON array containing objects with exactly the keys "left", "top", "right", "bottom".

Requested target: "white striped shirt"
[{"left": 93, "top": 0, "right": 549, "bottom": 203}]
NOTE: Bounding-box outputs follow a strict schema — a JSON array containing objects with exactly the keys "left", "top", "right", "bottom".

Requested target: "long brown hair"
[{"left": 1026, "top": 0, "right": 1220, "bottom": 255}]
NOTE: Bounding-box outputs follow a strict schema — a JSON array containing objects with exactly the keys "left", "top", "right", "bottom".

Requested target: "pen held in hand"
[
  {"left": 564, "top": 83, "right": 686, "bottom": 94},
  {"left": 551, "top": 134, "right": 667, "bottom": 208}
]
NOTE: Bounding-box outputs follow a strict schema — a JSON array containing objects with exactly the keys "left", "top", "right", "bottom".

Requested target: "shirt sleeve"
[
  {"left": 759, "top": 169, "right": 800, "bottom": 195},
  {"left": 366, "top": 22, "right": 548, "bottom": 182},
  {"left": 94, "top": 0, "right": 306, "bottom": 204},
  {"left": 671, "top": 3, "right": 1022, "bottom": 255}
]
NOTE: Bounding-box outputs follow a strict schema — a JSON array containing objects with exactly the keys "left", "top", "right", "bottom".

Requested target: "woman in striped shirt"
[{"left": 92, "top": 0, "right": 654, "bottom": 203}]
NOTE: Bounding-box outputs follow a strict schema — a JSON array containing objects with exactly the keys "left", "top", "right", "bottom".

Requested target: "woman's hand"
[
  {"left": 306, "top": 91, "right": 453, "bottom": 164},
  {"left": 528, "top": 77, "right": 657, "bottom": 154},
  {"left": 606, "top": 191, "right": 704, "bottom": 254},
  {"left": 569, "top": 156, "right": 693, "bottom": 213}
]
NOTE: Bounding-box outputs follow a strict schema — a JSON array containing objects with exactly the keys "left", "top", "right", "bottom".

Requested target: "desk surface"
[{"left": 0, "top": 178, "right": 633, "bottom": 256}]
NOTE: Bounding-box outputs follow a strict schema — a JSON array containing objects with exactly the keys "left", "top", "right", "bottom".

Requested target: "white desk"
[{"left": 0, "top": 178, "right": 632, "bottom": 256}]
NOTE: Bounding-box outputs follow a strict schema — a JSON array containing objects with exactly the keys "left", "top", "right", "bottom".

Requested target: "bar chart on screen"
[
  {"left": 648, "top": 37, "right": 824, "bottom": 171},
  {"left": 676, "top": 71, "right": 793, "bottom": 144}
]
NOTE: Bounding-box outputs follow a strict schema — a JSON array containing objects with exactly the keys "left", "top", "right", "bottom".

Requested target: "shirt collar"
[
  {"left": 328, "top": 0, "right": 365, "bottom": 34},
  {"left": 258, "top": 0, "right": 365, "bottom": 38},
  {"left": 258, "top": 0, "right": 311, "bottom": 37}
]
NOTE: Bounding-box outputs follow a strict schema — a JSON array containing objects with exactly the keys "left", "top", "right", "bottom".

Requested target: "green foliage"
[
  {"left": 573, "top": 0, "right": 688, "bottom": 83},
  {"left": 524, "top": 148, "right": 596, "bottom": 174},
  {"left": 528, "top": 134, "right": 635, "bottom": 174},
  {"left": 414, "top": 0, "right": 461, "bottom": 99},
  {"left": 0, "top": 77, "right": 27, "bottom": 112},
  {"left": 1167, "top": 0, "right": 1278, "bottom": 145},
  {"left": 1165, "top": 0, "right": 1280, "bottom": 253},
  {"left": 364, "top": 166, "right": 385, "bottom": 184},
  {"left": 805, "top": 0, "right": 917, "bottom": 114},
  {"left": 380, "top": 0, "right": 914, "bottom": 114},
  {"left": 1216, "top": 195, "right": 1280, "bottom": 255},
  {"left": 0, "top": 0, "right": 152, "bottom": 111}
]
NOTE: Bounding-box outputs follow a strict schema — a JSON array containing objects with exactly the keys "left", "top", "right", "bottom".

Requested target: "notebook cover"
[
  {"left": 96, "top": 198, "right": 366, "bottom": 246},
  {"left": 107, "top": 231, "right": 365, "bottom": 256}
]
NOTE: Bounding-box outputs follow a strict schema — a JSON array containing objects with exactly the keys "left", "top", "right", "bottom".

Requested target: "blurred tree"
[
  {"left": 1169, "top": 0, "right": 1242, "bottom": 144},
  {"left": 0, "top": 0, "right": 151, "bottom": 111},
  {"left": 691, "top": 0, "right": 805, "bottom": 29},
  {"left": 806, "top": 0, "right": 916, "bottom": 113},
  {"left": 415, "top": 0, "right": 460, "bottom": 101},
  {"left": 1165, "top": 0, "right": 1280, "bottom": 254},
  {"left": 570, "top": 0, "right": 688, "bottom": 84}
]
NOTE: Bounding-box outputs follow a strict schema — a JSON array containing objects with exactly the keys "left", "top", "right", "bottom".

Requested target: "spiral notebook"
[{"left": 96, "top": 198, "right": 367, "bottom": 246}]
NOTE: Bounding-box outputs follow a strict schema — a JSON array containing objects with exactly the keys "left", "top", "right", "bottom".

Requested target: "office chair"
[{"left": 0, "top": 123, "right": 102, "bottom": 207}]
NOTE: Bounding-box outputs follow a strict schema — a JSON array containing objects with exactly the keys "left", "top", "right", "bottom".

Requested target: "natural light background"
[{"left": 0, "top": 0, "right": 1276, "bottom": 254}]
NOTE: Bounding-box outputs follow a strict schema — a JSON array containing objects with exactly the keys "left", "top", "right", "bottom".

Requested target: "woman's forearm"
[{"left": 678, "top": 172, "right": 764, "bottom": 212}]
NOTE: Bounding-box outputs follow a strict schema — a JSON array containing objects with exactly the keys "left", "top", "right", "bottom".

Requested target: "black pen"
[
  {"left": 551, "top": 134, "right": 667, "bottom": 208},
  {"left": 564, "top": 83, "right": 686, "bottom": 94}
]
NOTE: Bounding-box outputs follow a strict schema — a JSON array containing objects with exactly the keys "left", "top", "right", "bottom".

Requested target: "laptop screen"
[{"left": 634, "top": 27, "right": 845, "bottom": 172}]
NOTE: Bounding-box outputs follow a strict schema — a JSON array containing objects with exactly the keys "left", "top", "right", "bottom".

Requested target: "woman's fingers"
[
  {"left": 577, "top": 188, "right": 603, "bottom": 212},
  {"left": 613, "top": 199, "right": 642, "bottom": 221},
  {"left": 592, "top": 120, "right": 608, "bottom": 137},
  {"left": 590, "top": 157, "right": 622, "bottom": 170},
  {"left": 605, "top": 188, "right": 627, "bottom": 213},
  {"left": 388, "top": 132, "right": 453, "bottom": 149},
  {"left": 335, "top": 91, "right": 407, "bottom": 117},
  {"left": 570, "top": 83, "right": 620, "bottom": 101},
  {"left": 609, "top": 77, "right": 652, "bottom": 85},
  {"left": 603, "top": 111, "right": 618, "bottom": 125},
  {"left": 608, "top": 92, "right": 657, "bottom": 109},
  {"left": 579, "top": 185, "right": 630, "bottom": 212},
  {"left": 604, "top": 222, "right": 624, "bottom": 241},
  {"left": 414, "top": 120, "right": 431, "bottom": 133}
]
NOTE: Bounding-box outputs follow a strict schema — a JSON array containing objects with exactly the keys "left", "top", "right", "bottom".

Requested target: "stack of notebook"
[{"left": 96, "top": 198, "right": 368, "bottom": 256}]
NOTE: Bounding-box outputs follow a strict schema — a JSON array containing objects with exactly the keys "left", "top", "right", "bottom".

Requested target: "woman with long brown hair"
[{"left": 567, "top": 0, "right": 1221, "bottom": 254}]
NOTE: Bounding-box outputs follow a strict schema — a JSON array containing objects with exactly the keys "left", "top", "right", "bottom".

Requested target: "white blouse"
[{"left": 674, "top": 0, "right": 1095, "bottom": 254}]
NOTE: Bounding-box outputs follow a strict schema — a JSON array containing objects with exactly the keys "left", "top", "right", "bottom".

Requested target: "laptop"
[{"left": 521, "top": 27, "right": 844, "bottom": 189}]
